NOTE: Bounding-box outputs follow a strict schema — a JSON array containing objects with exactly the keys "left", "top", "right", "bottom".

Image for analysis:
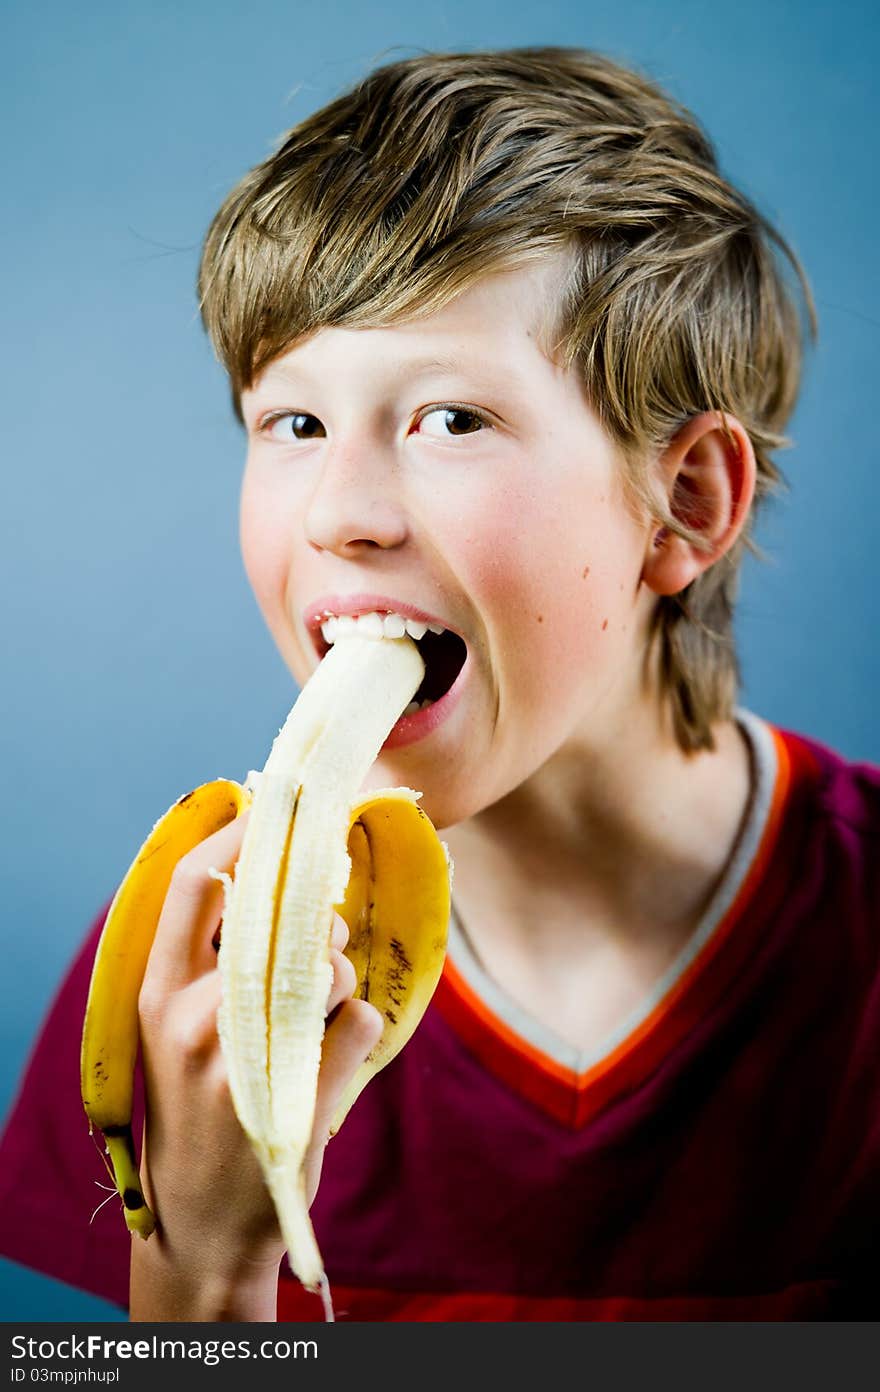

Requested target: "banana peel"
[
  {"left": 80, "top": 778, "right": 248, "bottom": 1237},
  {"left": 333, "top": 789, "right": 451, "bottom": 1134}
]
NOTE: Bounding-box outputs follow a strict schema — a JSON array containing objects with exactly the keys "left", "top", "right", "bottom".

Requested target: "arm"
[{"left": 129, "top": 814, "right": 382, "bottom": 1321}]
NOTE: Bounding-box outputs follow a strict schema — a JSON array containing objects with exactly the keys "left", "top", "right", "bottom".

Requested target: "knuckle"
[
  {"left": 165, "top": 1003, "right": 218, "bottom": 1065},
  {"left": 169, "top": 853, "right": 211, "bottom": 904},
  {"left": 137, "top": 980, "right": 165, "bottom": 1032}
]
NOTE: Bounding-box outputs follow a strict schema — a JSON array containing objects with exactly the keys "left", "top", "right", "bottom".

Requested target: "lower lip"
[{"left": 382, "top": 659, "right": 468, "bottom": 750}]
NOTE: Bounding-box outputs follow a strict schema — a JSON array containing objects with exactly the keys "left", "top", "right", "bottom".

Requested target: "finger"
[
  {"left": 143, "top": 810, "right": 250, "bottom": 997},
  {"left": 326, "top": 948, "right": 357, "bottom": 1016},
  {"left": 330, "top": 912, "right": 350, "bottom": 951},
  {"left": 141, "top": 968, "right": 224, "bottom": 1067},
  {"left": 310, "top": 999, "right": 384, "bottom": 1149}
]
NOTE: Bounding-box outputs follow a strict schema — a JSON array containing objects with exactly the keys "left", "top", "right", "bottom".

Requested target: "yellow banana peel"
[{"left": 80, "top": 778, "right": 248, "bottom": 1237}]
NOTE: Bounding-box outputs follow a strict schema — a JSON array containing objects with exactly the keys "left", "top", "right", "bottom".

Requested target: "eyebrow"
[
  {"left": 390, "top": 354, "right": 531, "bottom": 388},
  {"left": 256, "top": 351, "right": 523, "bottom": 395},
  {"left": 397, "top": 354, "right": 475, "bottom": 378}
]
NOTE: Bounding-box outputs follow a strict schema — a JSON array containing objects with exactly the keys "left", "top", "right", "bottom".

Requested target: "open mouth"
[
  {"left": 312, "top": 610, "right": 468, "bottom": 711},
  {"left": 407, "top": 626, "right": 468, "bottom": 706}
]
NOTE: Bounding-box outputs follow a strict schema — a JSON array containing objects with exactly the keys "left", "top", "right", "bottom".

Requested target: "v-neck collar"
[{"left": 432, "top": 711, "right": 807, "bottom": 1128}]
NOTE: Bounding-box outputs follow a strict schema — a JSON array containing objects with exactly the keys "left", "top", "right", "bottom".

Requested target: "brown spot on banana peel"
[
  {"left": 390, "top": 938, "right": 413, "bottom": 972},
  {"left": 385, "top": 938, "right": 413, "bottom": 1005},
  {"left": 344, "top": 817, "right": 377, "bottom": 1006},
  {"left": 358, "top": 896, "right": 377, "bottom": 1006}
]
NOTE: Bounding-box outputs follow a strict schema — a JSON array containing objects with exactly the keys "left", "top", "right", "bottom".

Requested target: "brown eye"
[
  {"left": 267, "top": 412, "right": 326, "bottom": 441},
  {"left": 445, "top": 409, "right": 482, "bottom": 435},
  {"left": 418, "top": 407, "right": 486, "bottom": 438}
]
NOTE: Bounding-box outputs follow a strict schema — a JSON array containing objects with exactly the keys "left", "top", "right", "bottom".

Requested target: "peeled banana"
[{"left": 80, "top": 632, "right": 450, "bottom": 1303}]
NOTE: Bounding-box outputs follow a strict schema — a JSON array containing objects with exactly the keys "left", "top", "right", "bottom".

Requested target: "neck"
[{"left": 444, "top": 696, "right": 753, "bottom": 962}]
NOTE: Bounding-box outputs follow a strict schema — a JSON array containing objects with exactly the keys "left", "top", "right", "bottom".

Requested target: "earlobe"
[{"left": 641, "top": 411, "right": 756, "bottom": 597}]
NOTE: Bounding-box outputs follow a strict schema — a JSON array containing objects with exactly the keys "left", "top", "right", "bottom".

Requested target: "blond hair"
[{"left": 199, "top": 47, "right": 815, "bottom": 750}]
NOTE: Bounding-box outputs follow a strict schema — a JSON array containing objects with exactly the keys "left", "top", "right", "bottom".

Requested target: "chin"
[{"left": 364, "top": 758, "right": 483, "bottom": 832}]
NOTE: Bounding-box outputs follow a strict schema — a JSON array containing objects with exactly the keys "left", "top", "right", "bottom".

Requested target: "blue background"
[{"left": 2, "top": 0, "right": 877, "bottom": 1320}]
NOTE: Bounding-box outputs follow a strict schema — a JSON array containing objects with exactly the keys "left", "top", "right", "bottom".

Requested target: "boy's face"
[{"left": 239, "top": 256, "right": 658, "bottom": 828}]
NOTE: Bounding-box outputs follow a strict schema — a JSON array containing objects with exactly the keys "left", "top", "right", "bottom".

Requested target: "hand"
[{"left": 129, "top": 811, "right": 383, "bottom": 1321}]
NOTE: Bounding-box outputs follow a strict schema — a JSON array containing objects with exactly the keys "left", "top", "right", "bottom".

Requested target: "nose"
[{"left": 304, "top": 445, "right": 409, "bottom": 556}]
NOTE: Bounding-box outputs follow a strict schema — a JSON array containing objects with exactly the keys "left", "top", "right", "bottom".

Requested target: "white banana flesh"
[{"left": 216, "top": 633, "right": 425, "bottom": 1298}]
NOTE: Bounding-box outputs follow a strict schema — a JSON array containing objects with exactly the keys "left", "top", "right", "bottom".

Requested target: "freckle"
[
  {"left": 601, "top": 619, "right": 608, "bottom": 631},
  {"left": 537, "top": 614, "right": 544, "bottom": 623},
  {"left": 582, "top": 566, "right": 591, "bottom": 579}
]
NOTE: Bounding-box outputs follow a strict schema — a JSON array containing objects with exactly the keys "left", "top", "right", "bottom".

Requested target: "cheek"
[
  {"left": 239, "top": 467, "right": 295, "bottom": 630},
  {"left": 456, "top": 480, "right": 642, "bottom": 652}
]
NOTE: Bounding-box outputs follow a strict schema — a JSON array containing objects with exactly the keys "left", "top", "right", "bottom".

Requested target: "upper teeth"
[{"left": 319, "top": 610, "right": 445, "bottom": 645}]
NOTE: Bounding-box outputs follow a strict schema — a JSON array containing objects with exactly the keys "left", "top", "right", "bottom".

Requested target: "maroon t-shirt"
[{"left": 1, "top": 715, "right": 878, "bottom": 1320}]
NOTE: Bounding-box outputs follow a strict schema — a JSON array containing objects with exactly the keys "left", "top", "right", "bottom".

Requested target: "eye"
[
  {"left": 416, "top": 407, "right": 487, "bottom": 438},
  {"left": 263, "top": 412, "right": 326, "bottom": 442}
]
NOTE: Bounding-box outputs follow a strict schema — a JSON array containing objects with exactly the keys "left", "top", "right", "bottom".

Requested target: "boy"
[{"left": 1, "top": 47, "right": 878, "bottom": 1321}]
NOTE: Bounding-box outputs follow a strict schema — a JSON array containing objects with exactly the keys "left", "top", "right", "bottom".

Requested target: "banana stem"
[{"left": 103, "top": 1128, "right": 156, "bottom": 1238}]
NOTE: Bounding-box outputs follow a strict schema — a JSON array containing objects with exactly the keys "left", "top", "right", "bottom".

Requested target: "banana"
[
  {"left": 216, "top": 633, "right": 449, "bottom": 1299},
  {"left": 80, "top": 778, "right": 248, "bottom": 1235},
  {"left": 79, "top": 632, "right": 450, "bottom": 1302}
]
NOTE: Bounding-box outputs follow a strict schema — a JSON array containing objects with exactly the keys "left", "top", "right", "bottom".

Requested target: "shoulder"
[
  {"left": 777, "top": 722, "right": 880, "bottom": 841},
  {"left": 759, "top": 718, "right": 880, "bottom": 970}
]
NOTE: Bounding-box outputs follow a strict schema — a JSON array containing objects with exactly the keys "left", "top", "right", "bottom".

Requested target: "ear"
[{"left": 641, "top": 411, "right": 757, "bottom": 597}]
